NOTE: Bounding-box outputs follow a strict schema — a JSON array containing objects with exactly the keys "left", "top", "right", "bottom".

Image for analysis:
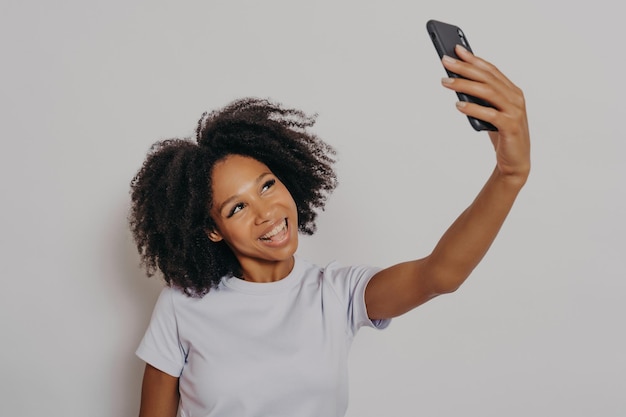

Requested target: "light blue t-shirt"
[{"left": 136, "top": 257, "right": 390, "bottom": 417}]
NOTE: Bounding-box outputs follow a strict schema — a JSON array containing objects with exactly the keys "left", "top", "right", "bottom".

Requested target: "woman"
[{"left": 130, "top": 45, "right": 530, "bottom": 417}]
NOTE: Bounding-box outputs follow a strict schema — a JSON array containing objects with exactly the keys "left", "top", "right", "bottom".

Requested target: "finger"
[
  {"left": 441, "top": 54, "right": 526, "bottom": 115},
  {"left": 454, "top": 45, "right": 516, "bottom": 90},
  {"left": 441, "top": 55, "right": 510, "bottom": 107},
  {"left": 441, "top": 75, "right": 510, "bottom": 113},
  {"left": 453, "top": 51, "right": 528, "bottom": 126},
  {"left": 454, "top": 100, "right": 500, "bottom": 127},
  {"left": 455, "top": 98, "right": 528, "bottom": 138},
  {"left": 443, "top": 53, "right": 521, "bottom": 109},
  {"left": 442, "top": 54, "right": 507, "bottom": 99}
]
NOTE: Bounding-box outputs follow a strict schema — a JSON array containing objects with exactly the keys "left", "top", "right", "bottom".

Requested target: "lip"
[{"left": 258, "top": 218, "right": 290, "bottom": 246}]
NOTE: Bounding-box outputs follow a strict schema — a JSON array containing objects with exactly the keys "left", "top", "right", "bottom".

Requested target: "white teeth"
[{"left": 260, "top": 220, "right": 287, "bottom": 240}]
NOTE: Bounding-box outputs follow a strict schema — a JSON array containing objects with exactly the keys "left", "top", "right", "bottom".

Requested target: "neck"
[{"left": 239, "top": 257, "right": 295, "bottom": 283}]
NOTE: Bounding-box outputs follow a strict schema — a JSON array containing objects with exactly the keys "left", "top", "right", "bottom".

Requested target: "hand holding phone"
[{"left": 426, "top": 20, "right": 497, "bottom": 131}]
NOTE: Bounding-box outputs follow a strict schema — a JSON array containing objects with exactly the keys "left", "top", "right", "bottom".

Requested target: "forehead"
[{"left": 211, "top": 155, "right": 272, "bottom": 196}]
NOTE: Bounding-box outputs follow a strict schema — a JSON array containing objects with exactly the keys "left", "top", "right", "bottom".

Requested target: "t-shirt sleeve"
[
  {"left": 135, "top": 287, "right": 187, "bottom": 377},
  {"left": 323, "top": 262, "right": 391, "bottom": 335}
]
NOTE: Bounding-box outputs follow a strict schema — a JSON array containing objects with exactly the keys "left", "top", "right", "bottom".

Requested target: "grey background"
[{"left": 1, "top": 1, "right": 624, "bottom": 416}]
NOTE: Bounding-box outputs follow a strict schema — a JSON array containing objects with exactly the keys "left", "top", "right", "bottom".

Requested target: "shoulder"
[
  {"left": 154, "top": 281, "right": 225, "bottom": 312},
  {"left": 321, "top": 261, "right": 381, "bottom": 285},
  {"left": 296, "top": 258, "right": 377, "bottom": 283},
  {"left": 307, "top": 259, "right": 381, "bottom": 301}
]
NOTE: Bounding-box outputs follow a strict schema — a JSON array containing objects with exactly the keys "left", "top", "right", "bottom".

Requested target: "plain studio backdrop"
[{"left": 1, "top": 1, "right": 624, "bottom": 416}]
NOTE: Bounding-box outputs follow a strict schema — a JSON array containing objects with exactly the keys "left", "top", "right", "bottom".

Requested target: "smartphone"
[{"left": 426, "top": 20, "right": 497, "bottom": 131}]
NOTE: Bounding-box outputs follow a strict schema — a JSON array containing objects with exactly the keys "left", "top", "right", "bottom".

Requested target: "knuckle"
[
  {"left": 479, "top": 60, "right": 499, "bottom": 74},
  {"left": 511, "top": 87, "right": 525, "bottom": 107}
]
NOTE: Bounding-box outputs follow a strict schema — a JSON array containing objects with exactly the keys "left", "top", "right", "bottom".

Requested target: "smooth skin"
[
  {"left": 138, "top": 364, "right": 179, "bottom": 417},
  {"left": 206, "top": 155, "right": 300, "bottom": 283},
  {"left": 137, "top": 44, "right": 530, "bottom": 416}
]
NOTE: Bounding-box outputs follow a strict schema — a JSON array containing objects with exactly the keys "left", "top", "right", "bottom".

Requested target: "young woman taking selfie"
[{"left": 129, "top": 45, "right": 530, "bottom": 417}]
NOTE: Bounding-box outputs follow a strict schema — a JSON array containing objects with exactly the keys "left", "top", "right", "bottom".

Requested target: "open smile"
[{"left": 259, "top": 218, "right": 288, "bottom": 242}]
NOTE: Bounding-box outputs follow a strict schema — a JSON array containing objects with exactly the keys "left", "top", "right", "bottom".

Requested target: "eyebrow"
[{"left": 217, "top": 171, "right": 273, "bottom": 216}]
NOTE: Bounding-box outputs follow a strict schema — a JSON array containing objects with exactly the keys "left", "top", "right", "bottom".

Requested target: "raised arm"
[
  {"left": 365, "top": 45, "right": 530, "bottom": 320},
  {"left": 138, "top": 364, "right": 180, "bottom": 417}
]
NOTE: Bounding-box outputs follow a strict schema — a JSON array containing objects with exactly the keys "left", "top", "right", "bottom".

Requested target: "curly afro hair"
[{"left": 129, "top": 98, "right": 337, "bottom": 297}]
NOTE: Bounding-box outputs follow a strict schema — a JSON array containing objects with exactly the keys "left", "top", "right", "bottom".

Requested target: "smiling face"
[{"left": 207, "top": 155, "right": 299, "bottom": 282}]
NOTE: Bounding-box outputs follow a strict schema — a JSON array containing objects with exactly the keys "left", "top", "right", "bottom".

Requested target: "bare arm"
[
  {"left": 138, "top": 364, "right": 180, "bottom": 417},
  {"left": 366, "top": 45, "right": 530, "bottom": 319}
]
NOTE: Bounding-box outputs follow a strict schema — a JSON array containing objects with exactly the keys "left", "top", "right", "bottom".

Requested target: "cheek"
[
  {"left": 280, "top": 187, "right": 297, "bottom": 209},
  {"left": 286, "top": 197, "right": 298, "bottom": 217},
  {"left": 224, "top": 220, "right": 248, "bottom": 238}
]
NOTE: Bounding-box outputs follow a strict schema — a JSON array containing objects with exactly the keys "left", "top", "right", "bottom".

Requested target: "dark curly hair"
[{"left": 129, "top": 98, "right": 337, "bottom": 297}]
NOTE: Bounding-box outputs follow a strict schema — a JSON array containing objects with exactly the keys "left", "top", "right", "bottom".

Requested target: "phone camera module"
[{"left": 457, "top": 29, "right": 468, "bottom": 47}]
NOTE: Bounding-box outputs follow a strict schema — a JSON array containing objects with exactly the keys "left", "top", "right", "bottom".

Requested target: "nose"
[{"left": 253, "top": 198, "right": 273, "bottom": 225}]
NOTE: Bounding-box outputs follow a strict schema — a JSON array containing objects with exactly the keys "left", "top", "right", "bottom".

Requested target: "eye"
[
  {"left": 261, "top": 178, "right": 276, "bottom": 192},
  {"left": 227, "top": 202, "right": 245, "bottom": 218}
]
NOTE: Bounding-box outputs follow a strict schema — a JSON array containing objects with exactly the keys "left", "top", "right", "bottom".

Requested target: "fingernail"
[
  {"left": 456, "top": 44, "right": 473, "bottom": 55},
  {"left": 456, "top": 101, "right": 467, "bottom": 108},
  {"left": 441, "top": 77, "right": 454, "bottom": 85},
  {"left": 442, "top": 55, "right": 456, "bottom": 64}
]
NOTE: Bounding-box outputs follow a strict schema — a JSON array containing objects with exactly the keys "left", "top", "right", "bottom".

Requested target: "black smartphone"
[{"left": 426, "top": 20, "right": 497, "bottom": 132}]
